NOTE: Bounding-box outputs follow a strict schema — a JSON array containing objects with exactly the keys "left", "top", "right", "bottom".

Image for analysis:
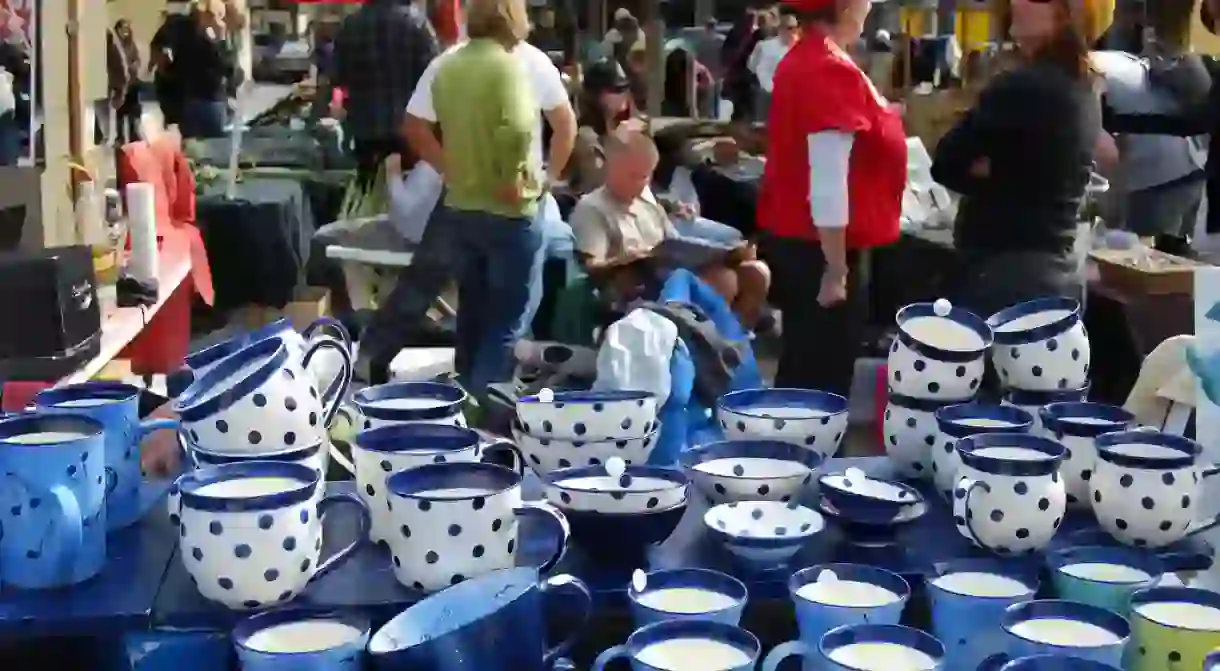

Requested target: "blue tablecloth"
[{"left": 150, "top": 457, "right": 1215, "bottom": 631}]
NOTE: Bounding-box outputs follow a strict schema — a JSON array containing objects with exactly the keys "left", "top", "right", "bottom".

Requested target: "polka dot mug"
[
  {"left": 988, "top": 297, "right": 1090, "bottom": 393},
  {"left": 174, "top": 461, "right": 370, "bottom": 611}
]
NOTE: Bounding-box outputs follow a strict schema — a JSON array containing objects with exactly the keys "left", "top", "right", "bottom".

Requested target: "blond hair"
[
  {"left": 192, "top": 0, "right": 225, "bottom": 17},
  {"left": 466, "top": 0, "right": 530, "bottom": 46}
]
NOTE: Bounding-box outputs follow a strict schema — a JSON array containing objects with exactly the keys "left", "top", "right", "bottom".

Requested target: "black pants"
[
  {"left": 116, "top": 87, "right": 142, "bottom": 144},
  {"left": 352, "top": 137, "right": 411, "bottom": 195},
  {"left": 761, "top": 235, "right": 866, "bottom": 397}
]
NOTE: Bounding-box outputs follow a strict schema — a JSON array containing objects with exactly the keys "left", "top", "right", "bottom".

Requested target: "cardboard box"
[
  {"left": 283, "top": 287, "right": 332, "bottom": 331},
  {"left": 1091, "top": 248, "right": 1210, "bottom": 296}
]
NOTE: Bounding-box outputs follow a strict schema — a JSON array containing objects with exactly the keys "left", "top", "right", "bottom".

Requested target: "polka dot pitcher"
[
  {"left": 174, "top": 461, "right": 370, "bottom": 610},
  {"left": 174, "top": 337, "right": 352, "bottom": 457}
]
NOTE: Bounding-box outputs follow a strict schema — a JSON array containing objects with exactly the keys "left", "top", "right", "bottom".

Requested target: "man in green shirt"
[{"left": 428, "top": 0, "right": 545, "bottom": 398}]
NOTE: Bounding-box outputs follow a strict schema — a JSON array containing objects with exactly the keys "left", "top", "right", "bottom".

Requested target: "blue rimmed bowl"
[
  {"left": 889, "top": 300, "right": 992, "bottom": 400},
  {"left": 818, "top": 469, "right": 923, "bottom": 524},
  {"left": 563, "top": 501, "right": 687, "bottom": 565},
  {"left": 1002, "top": 385, "right": 1091, "bottom": 433},
  {"left": 819, "top": 624, "right": 944, "bottom": 671},
  {"left": 512, "top": 422, "right": 660, "bottom": 476},
  {"left": 628, "top": 568, "right": 749, "bottom": 626},
  {"left": 717, "top": 388, "right": 849, "bottom": 459},
  {"left": 1046, "top": 545, "right": 1162, "bottom": 616},
  {"left": 516, "top": 390, "right": 658, "bottom": 440},
  {"left": 988, "top": 297, "right": 1091, "bottom": 392},
  {"left": 345, "top": 381, "right": 468, "bottom": 430},
  {"left": 1001, "top": 600, "right": 1129, "bottom": 665},
  {"left": 980, "top": 654, "right": 1121, "bottom": 671},
  {"left": 678, "top": 440, "right": 822, "bottom": 505},
  {"left": 703, "top": 501, "right": 825, "bottom": 570},
  {"left": 543, "top": 464, "right": 687, "bottom": 514},
  {"left": 931, "top": 402, "right": 1034, "bottom": 498}
]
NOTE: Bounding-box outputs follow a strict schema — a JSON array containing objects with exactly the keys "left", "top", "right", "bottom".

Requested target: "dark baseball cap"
[{"left": 584, "top": 59, "right": 631, "bottom": 93}]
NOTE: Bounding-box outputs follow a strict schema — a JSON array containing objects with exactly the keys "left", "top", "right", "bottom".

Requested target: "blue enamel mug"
[{"left": 233, "top": 610, "right": 370, "bottom": 671}]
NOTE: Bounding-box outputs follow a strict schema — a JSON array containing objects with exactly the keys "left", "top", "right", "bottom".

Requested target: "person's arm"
[
  {"left": 1102, "top": 90, "right": 1215, "bottom": 136},
  {"left": 807, "top": 131, "right": 852, "bottom": 278},
  {"left": 930, "top": 74, "right": 1026, "bottom": 194},
  {"left": 570, "top": 126, "right": 606, "bottom": 191},
  {"left": 403, "top": 55, "right": 445, "bottom": 172},
  {"left": 570, "top": 198, "right": 611, "bottom": 265},
  {"left": 747, "top": 40, "right": 763, "bottom": 74},
  {"left": 535, "top": 50, "right": 577, "bottom": 181}
]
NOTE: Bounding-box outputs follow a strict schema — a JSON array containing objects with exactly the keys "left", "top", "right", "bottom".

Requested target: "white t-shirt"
[
  {"left": 406, "top": 41, "right": 569, "bottom": 170},
  {"left": 748, "top": 37, "right": 793, "bottom": 93}
]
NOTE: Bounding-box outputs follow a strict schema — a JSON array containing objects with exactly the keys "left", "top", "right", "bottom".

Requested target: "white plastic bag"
[{"left": 593, "top": 309, "right": 679, "bottom": 407}]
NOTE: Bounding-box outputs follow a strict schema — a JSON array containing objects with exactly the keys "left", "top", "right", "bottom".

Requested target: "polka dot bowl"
[
  {"left": 544, "top": 464, "right": 687, "bottom": 514},
  {"left": 561, "top": 500, "right": 687, "bottom": 565},
  {"left": 889, "top": 302, "right": 992, "bottom": 400},
  {"left": 884, "top": 393, "right": 974, "bottom": 481},
  {"left": 818, "top": 469, "right": 924, "bottom": 525},
  {"left": 703, "top": 501, "right": 825, "bottom": 570},
  {"left": 988, "top": 297, "right": 1091, "bottom": 392},
  {"left": 511, "top": 422, "right": 661, "bottom": 476},
  {"left": 1039, "top": 402, "right": 1134, "bottom": 509},
  {"left": 716, "top": 388, "right": 849, "bottom": 459},
  {"left": 932, "top": 403, "right": 1034, "bottom": 499},
  {"left": 678, "top": 439, "right": 823, "bottom": 505},
  {"left": 343, "top": 381, "right": 468, "bottom": 432},
  {"left": 175, "top": 461, "right": 371, "bottom": 611},
  {"left": 516, "top": 390, "right": 659, "bottom": 441},
  {"left": 1090, "top": 430, "right": 1217, "bottom": 549},
  {"left": 1001, "top": 385, "right": 1091, "bottom": 434}
]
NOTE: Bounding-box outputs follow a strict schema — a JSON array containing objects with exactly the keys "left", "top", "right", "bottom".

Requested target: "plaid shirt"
[{"left": 331, "top": 1, "right": 438, "bottom": 141}]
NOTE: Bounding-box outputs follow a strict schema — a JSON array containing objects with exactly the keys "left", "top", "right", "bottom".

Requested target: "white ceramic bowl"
[
  {"left": 717, "top": 388, "right": 849, "bottom": 459},
  {"left": 703, "top": 501, "right": 825, "bottom": 568},
  {"left": 544, "top": 464, "right": 688, "bottom": 513},
  {"left": 988, "top": 297, "right": 1091, "bottom": 392},
  {"left": 516, "top": 390, "right": 658, "bottom": 440},
  {"left": 678, "top": 440, "right": 822, "bottom": 505},
  {"left": 512, "top": 423, "right": 660, "bottom": 475},
  {"left": 889, "top": 301, "right": 992, "bottom": 400}
]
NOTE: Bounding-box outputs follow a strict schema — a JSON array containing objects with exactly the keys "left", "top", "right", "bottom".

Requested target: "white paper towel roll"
[{"left": 125, "top": 182, "right": 159, "bottom": 284}]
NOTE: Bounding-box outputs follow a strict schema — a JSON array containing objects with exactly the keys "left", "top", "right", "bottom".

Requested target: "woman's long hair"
[
  {"left": 578, "top": 85, "right": 633, "bottom": 137},
  {"left": 1024, "top": 0, "right": 1112, "bottom": 80}
]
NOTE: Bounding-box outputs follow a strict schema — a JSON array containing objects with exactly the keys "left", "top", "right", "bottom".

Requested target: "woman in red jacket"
[{"left": 758, "top": 0, "right": 906, "bottom": 396}]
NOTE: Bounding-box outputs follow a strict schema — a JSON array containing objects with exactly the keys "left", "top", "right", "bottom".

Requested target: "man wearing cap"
[{"left": 758, "top": 0, "right": 905, "bottom": 395}]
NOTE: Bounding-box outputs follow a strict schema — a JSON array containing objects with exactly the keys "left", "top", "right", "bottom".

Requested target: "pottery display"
[
  {"left": 367, "top": 567, "right": 591, "bottom": 671},
  {"left": 173, "top": 337, "right": 352, "bottom": 457},
  {"left": 1127, "top": 586, "right": 1220, "bottom": 671},
  {"left": 383, "top": 462, "right": 569, "bottom": 593},
  {"left": 560, "top": 499, "right": 687, "bottom": 565},
  {"left": 679, "top": 440, "right": 822, "bottom": 505},
  {"left": 889, "top": 301, "right": 992, "bottom": 400},
  {"left": 703, "top": 501, "right": 825, "bottom": 568},
  {"left": 0, "top": 413, "right": 109, "bottom": 589},
  {"left": 952, "top": 433, "right": 1067, "bottom": 556},
  {"left": 1000, "top": 600, "right": 1129, "bottom": 666},
  {"left": 762, "top": 623, "right": 945, "bottom": 671},
  {"left": 818, "top": 496, "right": 929, "bottom": 545},
  {"left": 335, "top": 381, "right": 468, "bottom": 432},
  {"left": 1090, "top": 430, "right": 1218, "bottom": 548},
  {"left": 352, "top": 424, "right": 523, "bottom": 544},
  {"left": 932, "top": 403, "right": 1034, "bottom": 498},
  {"left": 1001, "top": 386, "right": 1090, "bottom": 434},
  {"left": 517, "top": 390, "right": 658, "bottom": 440},
  {"left": 716, "top": 388, "right": 849, "bottom": 458},
  {"left": 883, "top": 394, "right": 970, "bottom": 480},
  {"left": 512, "top": 422, "right": 661, "bottom": 475},
  {"left": 174, "top": 461, "right": 370, "bottom": 610},
  {"left": 767, "top": 564, "right": 911, "bottom": 671},
  {"left": 544, "top": 461, "right": 687, "bottom": 513},
  {"left": 33, "top": 382, "right": 180, "bottom": 530},
  {"left": 185, "top": 318, "right": 351, "bottom": 395},
  {"left": 233, "top": 610, "right": 370, "bottom": 671},
  {"left": 818, "top": 467, "right": 923, "bottom": 525},
  {"left": 1045, "top": 545, "right": 1162, "bottom": 616},
  {"left": 987, "top": 297, "right": 1090, "bottom": 392},
  {"left": 627, "top": 568, "right": 748, "bottom": 626},
  {"left": 591, "top": 620, "right": 762, "bottom": 671},
  {"left": 1038, "top": 403, "right": 1133, "bottom": 507},
  {"left": 926, "top": 559, "right": 1038, "bottom": 671},
  {"left": 978, "top": 655, "right": 1120, "bottom": 671}
]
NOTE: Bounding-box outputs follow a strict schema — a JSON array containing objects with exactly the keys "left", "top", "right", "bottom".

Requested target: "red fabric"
[
  {"left": 2, "top": 381, "right": 50, "bottom": 412},
  {"left": 432, "top": 0, "right": 463, "bottom": 46},
  {"left": 757, "top": 34, "right": 905, "bottom": 250},
  {"left": 784, "top": 0, "right": 835, "bottom": 10}
]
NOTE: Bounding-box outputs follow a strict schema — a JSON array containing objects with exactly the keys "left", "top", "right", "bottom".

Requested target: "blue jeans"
[
  {"left": 448, "top": 206, "right": 545, "bottom": 397},
  {"left": 180, "top": 100, "right": 227, "bottom": 139},
  {"left": 671, "top": 216, "right": 744, "bottom": 248}
]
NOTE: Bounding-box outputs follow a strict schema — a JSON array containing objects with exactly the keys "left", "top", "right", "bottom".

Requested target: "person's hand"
[
  {"left": 140, "top": 423, "right": 182, "bottom": 478},
  {"left": 817, "top": 266, "right": 848, "bottom": 307},
  {"left": 969, "top": 157, "right": 990, "bottom": 178},
  {"left": 384, "top": 153, "right": 403, "bottom": 177},
  {"left": 1094, "top": 131, "right": 1119, "bottom": 173},
  {"left": 675, "top": 201, "right": 699, "bottom": 219}
]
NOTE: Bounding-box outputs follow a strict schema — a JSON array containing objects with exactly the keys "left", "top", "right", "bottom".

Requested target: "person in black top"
[
  {"left": 151, "top": 1, "right": 236, "bottom": 138},
  {"left": 930, "top": 0, "right": 1107, "bottom": 318}
]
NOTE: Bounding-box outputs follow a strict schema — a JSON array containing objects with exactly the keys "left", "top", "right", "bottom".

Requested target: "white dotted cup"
[
  {"left": 174, "top": 461, "right": 370, "bottom": 611},
  {"left": 174, "top": 337, "right": 353, "bottom": 457},
  {"left": 889, "top": 302, "right": 992, "bottom": 400},
  {"left": 988, "top": 297, "right": 1090, "bottom": 392},
  {"left": 384, "top": 462, "right": 569, "bottom": 593}
]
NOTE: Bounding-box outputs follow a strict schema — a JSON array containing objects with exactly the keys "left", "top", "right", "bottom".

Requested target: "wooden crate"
[{"left": 1091, "top": 248, "right": 1210, "bottom": 296}]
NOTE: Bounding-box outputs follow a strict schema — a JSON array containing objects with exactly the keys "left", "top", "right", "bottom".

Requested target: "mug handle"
[
  {"left": 540, "top": 573, "right": 592, "bottom": 665},
  {"left": 1182, "top": 465, "right": 1220, "bottom": 537},
  {"left": 302, "top": 317, "right": 352, "bottom": 349},
  {"left": 591, "top": 645, "right": 631, "bottom": 671},
  {"left": 325, "top": 405, "right": 360, "bottom": 477},
  {"left": 952, "top": 476, "right": 990, "bottom": 548},
  {"left": 5, "top": 475, "right": 84, "bottom": 574},
  {"left": 759, "top": 639, "right": 815, "bottom": 671},
  {"left": 979, "top": 653, "right": 1011, "bottom": 671},
  {"left": 513, "top": 501, "right": 570, "bottom": 574},
  {"left": 302, "top": 338, "right": 353, "bottom": 428},
  {"left": 307, "top": 491, "right": 371, "bottom": 583},
  {"left": 480, "top": 441, "right": 525, "bottom": 476}
]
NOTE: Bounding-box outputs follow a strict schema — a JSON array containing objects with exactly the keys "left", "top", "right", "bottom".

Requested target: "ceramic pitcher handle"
[
  {"left": 1202, "top": 464, "right": 1220, "bottom": 479},
  {"left": 952, "top": 476, "right": 990, "bottom": 548},
  {"left": 481, "top": 441, "right": 525, "bottom": 476},
  {"left": 302, "top": 317, "right": 352, "bottom": 348},
  {"left": 759, "top": 639, "right": 815, "bottom": 671},
  {"left": 6, "top": 476, "right": 84, "bottom": 574},
  {"left": 591, "top": 645, "right": 631, "bottom": 671},
  {"left": 309, "top": 491, "right": 371, "bottom": 583},
  {"left": 514, "top": 501, "right": 570, "bottom": 574},
  {"left": 302, "top": 338, "right": 353, "bottom": 427},
  {"left": 540, "top": 573, "right": 592, "bottom": 665}
]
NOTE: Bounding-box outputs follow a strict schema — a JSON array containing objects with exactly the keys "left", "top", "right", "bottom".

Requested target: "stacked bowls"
[
  {"left": 512, "top": 391, "right": 661, "bottom": 475},
  {"left": 717, "top": 389, "right": 849, "bottom": 460}
]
